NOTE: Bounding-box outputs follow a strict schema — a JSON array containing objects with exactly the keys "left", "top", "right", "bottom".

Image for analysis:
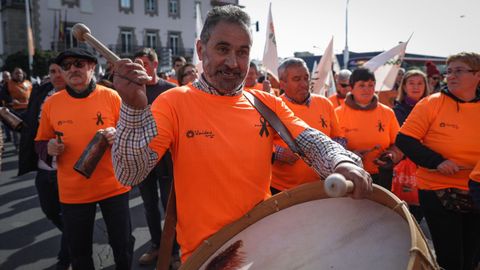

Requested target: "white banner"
[
  {"left": 262, "top": 3, "right": 279, "bottom": 78},
  {"left": 311, "top": 36, "right": 334, "bottom": 96},
  {"left": 363, "top": 39, "right": 410, "bottom": 91}
]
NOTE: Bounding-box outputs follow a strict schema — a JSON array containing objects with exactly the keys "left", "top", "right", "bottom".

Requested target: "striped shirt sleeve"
[
  {"left": 112, "top": 103, "right": 159, "bottom": 186},
  {"left": 296, "top": 127, "right": 363, "bottom": 179}
]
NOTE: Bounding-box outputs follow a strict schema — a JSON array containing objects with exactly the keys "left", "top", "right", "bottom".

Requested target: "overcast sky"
[{"left": 238, "top": 0, "right": 480, "bottom": 60}]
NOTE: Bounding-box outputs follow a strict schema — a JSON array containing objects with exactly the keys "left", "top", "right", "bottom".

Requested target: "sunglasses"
[
  {"left": 339, "top": 83, "right": 351, "bottom": 88},
  {"left": 60, "top": 59, "right": 88, "bottom": 71}
]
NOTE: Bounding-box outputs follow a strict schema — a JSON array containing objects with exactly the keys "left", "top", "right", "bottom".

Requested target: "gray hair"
[
  {"left": 200, "top": 5, "right": 251, "bottom": 44},
  {"left": 278, "top": 58, "right": 308, "bottom": 81},
  {"left": 337, "top": 69, "right": 352, "bottom": 82}
]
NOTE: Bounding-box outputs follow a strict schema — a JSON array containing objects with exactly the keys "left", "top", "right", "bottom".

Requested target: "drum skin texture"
[{"left": 182, "top": 181, "right": 439, "bottom": 270}]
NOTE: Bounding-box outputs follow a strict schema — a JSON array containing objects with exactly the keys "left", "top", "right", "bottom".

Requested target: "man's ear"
[{"left": 196, "top": 39, "right": 204, "bottom": 61}]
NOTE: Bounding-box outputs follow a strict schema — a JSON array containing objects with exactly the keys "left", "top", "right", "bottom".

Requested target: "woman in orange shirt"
[
  {"left": 336, "top": 67, "right": 402, "bottom": 190},
  {"left": 396, "top": 52, "right": 480, "bottom": 270}
]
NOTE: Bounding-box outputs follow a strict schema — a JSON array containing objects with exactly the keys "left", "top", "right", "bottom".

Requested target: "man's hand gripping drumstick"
[{"left": 72, "top": 23, "right": 151, "bottom": 109}]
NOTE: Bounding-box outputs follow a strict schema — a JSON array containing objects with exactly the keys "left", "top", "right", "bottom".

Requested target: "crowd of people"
[{"left": 0, "top": 4, "right": 479, "bottom": 270}]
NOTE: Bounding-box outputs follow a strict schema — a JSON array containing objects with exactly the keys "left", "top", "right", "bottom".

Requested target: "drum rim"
[{"left": 181, "top": 181, "right": 438, "bottom": 270}]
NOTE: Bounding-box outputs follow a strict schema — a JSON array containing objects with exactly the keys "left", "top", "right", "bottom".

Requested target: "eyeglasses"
[
  {"left": 339, "top": 83, "right": 351, "bottom": 88},
  {"left": 60, "top": 59, "right": 88, "bottom": 71},
  {"left": 445, "top": 69, "right": 478, "bottom": 77}
]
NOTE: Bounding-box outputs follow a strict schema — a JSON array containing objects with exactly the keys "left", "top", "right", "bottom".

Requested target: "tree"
[{"left": 2, "top": 50, "right": 58, "bottom": 78}]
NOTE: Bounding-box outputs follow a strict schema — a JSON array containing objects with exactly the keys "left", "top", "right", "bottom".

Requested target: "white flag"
[
  {"left": 363, "top": 38, "right": 410, "bottom": 91},
  {"left": 262, "top": 3, "right": 279, "bottom": 78},
  {"left": 192, "top": 2, "right": 203, "bottom": 72},
  {"left": 311, "top": 60, "right": 318, "bottom": 76},
  {"left": 311, "top": 36, "right": 334, "bottom": 95}
]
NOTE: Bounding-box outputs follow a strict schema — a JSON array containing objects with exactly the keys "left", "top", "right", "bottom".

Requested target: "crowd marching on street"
[{"left": 1, "top": 4, "right": 479, "bottom": 270}]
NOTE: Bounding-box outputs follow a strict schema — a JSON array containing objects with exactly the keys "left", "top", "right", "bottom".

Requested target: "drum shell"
[{"left": 181, "top": 181, "right": 439, "bottom": 270}]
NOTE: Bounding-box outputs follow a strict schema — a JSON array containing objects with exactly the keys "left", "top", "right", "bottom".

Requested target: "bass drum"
[{"left": 181, "top": 181, "right": 439, "bottom": 270}]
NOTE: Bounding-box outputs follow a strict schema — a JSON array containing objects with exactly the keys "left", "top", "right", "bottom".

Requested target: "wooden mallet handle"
[
  {"left": 324, "top": 173, "right": 354, "bottom": 197},
  {"left": 72, "top": 23, "right": 120, "bottom": 63}
]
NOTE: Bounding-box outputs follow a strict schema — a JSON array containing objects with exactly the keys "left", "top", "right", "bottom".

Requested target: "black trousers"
[
  {"left": 62, "top": 192, "right": 134, "bottom": 270},
  {"left": 419, "top": 189, "right": 480, "bottom": 270},
  {"left": 35, "top": 169, "right": 69, "bottom": 263}
]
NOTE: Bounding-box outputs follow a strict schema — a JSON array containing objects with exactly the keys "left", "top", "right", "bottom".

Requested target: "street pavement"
[{"left": 0, "top": 141, "right": 159, "bottom": 270}]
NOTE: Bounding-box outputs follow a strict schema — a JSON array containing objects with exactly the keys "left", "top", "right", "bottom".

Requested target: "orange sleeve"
[
  {"left": 398, "top": 97, "right": 432, "bottom": 140},
  {"left": 35, "top": 98, "right": 55, "bottom": 141},
  {"left": 327, "top": 99, "right": 343, "bottom": 138},
  {"left": 148, "top": 93, "right": 176, "bottom": 161},
  {"left": 471, "top": 161, "right": 480, "bottom": 182}
]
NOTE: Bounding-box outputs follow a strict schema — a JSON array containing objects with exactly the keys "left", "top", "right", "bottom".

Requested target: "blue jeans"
[
  {"left": 35, "top": 169, "right": 69, "bottom": 263},
  {"left": 62, "top": 192, "right": 134, "bottom": 270},
  {"left": 419, "top": 189, "right": 480, "bottom": 270}
]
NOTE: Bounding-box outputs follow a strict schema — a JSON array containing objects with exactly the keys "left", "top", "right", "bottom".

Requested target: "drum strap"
[
  {"left": 157, "top": 91, "right": 304, "bottom": 269},
  {"left": 157, "top": 182, "right": 177, "bottom": 270},
  {"left": 243, "top": 91, "right": 305, "bottom": 156}
]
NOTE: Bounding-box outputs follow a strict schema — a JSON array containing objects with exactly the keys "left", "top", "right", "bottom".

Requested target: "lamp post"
[{"left": 343, "top": 0, "right": 350, "bottom": 69}]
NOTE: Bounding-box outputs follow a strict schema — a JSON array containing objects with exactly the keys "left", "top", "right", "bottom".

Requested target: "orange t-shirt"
[
  {"left": 470, "top": 161, "right": 480, "bottom": 182},
  {"left": 399, "top": 92, "right": 480, "bottom": 190},
  {"left": 35, "top": 85, "right": 131, "bottom": 203},
  {"left": 166, "top": 77, "right": 179, "bottom": 86},
  {"left": 271, "top": 94, "right": 343, "bottom": 191},
  {"left": 149, "top": 86, "right": 308, "bottom": 260},
  {"left": 8, "top": 80, "right": 32, "bottom": 110},
  {"left": 336, "top": 103, "right": 399, "bottom": 174},
  {"left": 328, "top": 94, "right": 345, "bottom": 109},
  {"left": 244, "top": 83, "right": 280, "bottom": 96}
]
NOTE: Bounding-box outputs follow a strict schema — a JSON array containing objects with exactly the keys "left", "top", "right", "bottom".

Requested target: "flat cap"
[{"left": 55, "top": 48, "right": 97, "bottom": 65}]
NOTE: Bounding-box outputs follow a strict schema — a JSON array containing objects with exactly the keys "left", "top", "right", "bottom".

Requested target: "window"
[
  {"left": 145, "top": 0, "right": 156, "bottom": 13},
  {"left": 120, "top": 0, "right": 131, "bottom": 8},
  {"left": 168, "top": 33, "right": 179, "bottom": 56},
  {"left": 119, "top": 0, "right": 133, "bottom": 13},
  {"left": 145, "top": 31, "right": 158, "bottom": 49},
  {"left": 121, "top": 30, "right": 133, "bottom": 54},
  {"left": 168, "top": 0, "right": 180, "bottom": 18}
]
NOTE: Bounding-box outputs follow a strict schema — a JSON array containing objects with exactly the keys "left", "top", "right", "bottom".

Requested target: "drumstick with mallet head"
[
  {"left": 324, "top": 173, "right": 354, "bottom": 197},
  {"left": 71, "top": 23, "right": 149, "bottom": 85}
]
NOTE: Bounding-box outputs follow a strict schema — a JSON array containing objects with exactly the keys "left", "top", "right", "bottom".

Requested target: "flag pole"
[
  {"left": 25, "top": 0, "right": 34, "bottom": 75},
  {"left": 343, "top": 0, "right": 350, "bottom": 69}
]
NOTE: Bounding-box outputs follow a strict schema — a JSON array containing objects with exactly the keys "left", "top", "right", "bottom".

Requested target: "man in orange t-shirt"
[
  {"left": 112, "top": 5, "right": 372, "bottom": 262},
  {"left": 244, "top": 61, "right": 279, "bottom": 96},
  {"left": 35, "top": 48, "right": 133, "bottom": 270},
  {"left": 271, "top": 58, "right": 345, "bottom": 193},
  {"left": 329, "top": 69, "right": 352, "bottom": 109}
]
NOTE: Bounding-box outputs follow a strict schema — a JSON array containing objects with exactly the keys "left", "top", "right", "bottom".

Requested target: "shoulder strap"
[
  {"left": 243, "top": 91, "right": 304, "bottom": 156},
  {"left": 157, "top": 91, "right": 306, "bottom": 270}
]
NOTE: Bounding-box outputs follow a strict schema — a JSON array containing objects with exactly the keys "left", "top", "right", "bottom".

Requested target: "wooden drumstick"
[
  {"left": 72, "top": 23, "right": 120, "bottom": 63},
  {"left": 324, "top": 173, "right": 354, "bottom": 197}
]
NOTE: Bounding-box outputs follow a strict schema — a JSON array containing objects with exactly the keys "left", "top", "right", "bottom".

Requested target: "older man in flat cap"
[{"left": 35, "top": 48, "right": 134, "bottom": 270}]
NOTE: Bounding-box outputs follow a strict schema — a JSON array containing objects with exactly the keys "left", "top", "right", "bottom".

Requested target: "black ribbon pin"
[
  {"left": 96, "top": 112, "right": 104, "bottom": 126},
  {"left": 259, "top": 116, "right": 269, "bottom": 137}
]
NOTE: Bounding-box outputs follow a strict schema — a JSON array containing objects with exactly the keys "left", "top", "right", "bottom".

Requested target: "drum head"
[{"left": 198, "top": 197, "right": 410, "bottom": 270}]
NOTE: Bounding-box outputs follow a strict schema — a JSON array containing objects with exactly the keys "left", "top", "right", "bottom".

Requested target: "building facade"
[{"left": 0, "top": 0, "right": 238, "bottom": 69}]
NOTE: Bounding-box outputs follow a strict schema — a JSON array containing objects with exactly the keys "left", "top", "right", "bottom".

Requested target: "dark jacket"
[
  {"left": 392, "top": 100, "right": 413, "bottom": 126},
  {"left": 18, "top": 82, "right": 56, "bottom": 175}
]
